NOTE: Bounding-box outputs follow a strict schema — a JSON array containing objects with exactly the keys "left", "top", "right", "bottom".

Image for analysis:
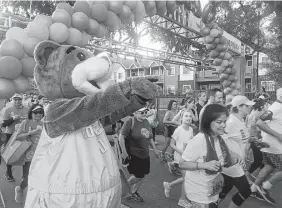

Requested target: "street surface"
[{"left": 0, "top": 135, "right": 280, "bottom": 208}]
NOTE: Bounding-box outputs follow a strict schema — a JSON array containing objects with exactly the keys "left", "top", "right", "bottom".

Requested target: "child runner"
[{"left": 163, "top": 110, "right": 194, "bottom": 207}]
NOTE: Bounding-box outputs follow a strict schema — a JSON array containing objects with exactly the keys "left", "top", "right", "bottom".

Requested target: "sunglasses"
[
  {"left": 32, "top": 110, "right": 44, "bottom": 115},
  {"left": 137, "top": 111, "right": 148, "bottom": 115}
]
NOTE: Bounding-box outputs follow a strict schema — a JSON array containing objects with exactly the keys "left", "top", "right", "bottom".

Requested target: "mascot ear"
[{"left": 34, "top": 40, "right": 61, "bottom": 68}]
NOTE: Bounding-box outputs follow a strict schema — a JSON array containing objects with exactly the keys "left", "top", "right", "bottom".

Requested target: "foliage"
[{"left": 262, "top": 62, "right": 282, "bottom": 86}]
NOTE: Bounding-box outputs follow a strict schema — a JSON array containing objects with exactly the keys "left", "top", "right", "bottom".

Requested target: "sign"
[{"left": 222, "top": 31, "right": 241, "bottom": 54}]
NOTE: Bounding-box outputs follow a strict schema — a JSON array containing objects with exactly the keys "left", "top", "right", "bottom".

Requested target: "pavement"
[{"left": 0, "top": 135, "right": 281, "bottom": 208}]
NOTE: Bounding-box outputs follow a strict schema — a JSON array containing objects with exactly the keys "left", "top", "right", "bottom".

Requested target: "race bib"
[{"left": 207, "top": 174, "right": 224, "bottom": 196}]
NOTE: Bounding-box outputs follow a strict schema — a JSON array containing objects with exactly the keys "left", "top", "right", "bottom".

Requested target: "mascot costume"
[{"left": 24, "top": 40, "right": 159, "bottom": 207}]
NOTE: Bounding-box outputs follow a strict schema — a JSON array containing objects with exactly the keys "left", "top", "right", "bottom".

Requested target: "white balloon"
[{"left": 6, "top": 27, "right": 28, "bottom": 45}]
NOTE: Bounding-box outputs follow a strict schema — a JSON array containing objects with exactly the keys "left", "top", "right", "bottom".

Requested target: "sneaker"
[
  {"left": 163, "top": 182, "right": 171, "bottom": 198},
  {"left": 250, "top": 191, "right": 264, "bottom": 201},
  {"left": 133, "top": 192, "right": 144, "bottom": 202},
  {"left": 256, "top": 186, "right": 276, "bottom": 205},
  {"left": 4, "top": 174, "right": 15, "bottom": 182},
  {"left": 15, "top": 186, "right": 24, "bottom": 204},
  {"left": 178, "top": 198, "right": 191, "bottom": 207},
  {"left": 122, "top": 156, "right": 130, "bottom": 168}
]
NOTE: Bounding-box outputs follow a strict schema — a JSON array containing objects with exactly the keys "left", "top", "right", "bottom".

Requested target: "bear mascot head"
[{"left": 24, "top": 40, "right": 159, "bottom": 208}]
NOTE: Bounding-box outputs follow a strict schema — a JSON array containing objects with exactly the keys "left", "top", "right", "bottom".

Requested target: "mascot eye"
[{"left": 77, "top": 53, "right": 86, "bottom": 61}]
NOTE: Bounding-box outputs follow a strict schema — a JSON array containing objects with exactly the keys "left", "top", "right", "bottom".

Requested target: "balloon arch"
[{"left": 0, "top": 0, "right": 239, "bottom": 99}]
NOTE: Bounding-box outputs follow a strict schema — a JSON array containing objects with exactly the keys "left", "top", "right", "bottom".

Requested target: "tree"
[{"left": 261, "top": 62, "right": 282, "bottom": 87}]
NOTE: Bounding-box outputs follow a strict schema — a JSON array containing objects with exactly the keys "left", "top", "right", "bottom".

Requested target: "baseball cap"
[
  {"left": 231, "top": 95, "right": 255, "bottom": 107},
  {"left": 12, "top": 93, "right": 22, "bottom": 99},
  {"left": 32, "top": 105, "right": 43, "bottom": 112}
]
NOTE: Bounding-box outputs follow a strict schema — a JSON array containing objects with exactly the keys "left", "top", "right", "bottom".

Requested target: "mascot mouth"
[{"left": 89, "top": 80, "right": 100, "bottom": 89}]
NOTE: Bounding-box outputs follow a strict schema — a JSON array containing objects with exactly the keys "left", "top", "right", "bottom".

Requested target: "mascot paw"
[{"left": 130, "top": 76, "right": 161, "bottom": 100}]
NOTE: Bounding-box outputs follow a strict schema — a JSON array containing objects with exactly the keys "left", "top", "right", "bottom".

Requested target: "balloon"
[
  {"left": 205, "top": 36, "right": 214, "bottom": 43},
  {"left": 217, "top": 52, "right": 225, "bottom": 59},
  {"left": 227, "top": 74, "right": 236, "bottom": 81},
  {"left": 222, "top": 80, "right": 231, "bottom": 88},
  {"left": 221, "top": 60, "right": 229, "bottom": 67},
  {"left": 122, "top": 13, "right": 135, "bottom": 24},
  {"left": 223, "top": 87, "right": 232, "bottom": 95},
  {"left": 210, "top": 29, "right": 219, "bottom": 38},
  {"left": 206, "top": 44, "right": 216, "bottom": 50},
  {"left": 34, "top": 14, "right": 53, "bottom": 28},
  {"left": 219, "top": 73, "right": 228, "bottom": 81},
  {"left": 144, "top": 0, "right": 156, "bottom": 13},
  {"left": 21, "top": 57, "right": 35, "bottom": 78},
  {"left": 72, "top": 12, "right": 89, "bottom": 31},
  {"left": 223, "top": 67, "right": 231, "bottom": 74},
  {"left": 81, "top": 32, "right": 91, "bottom": 47},
  {"left": 223, "top": 52, "right": 232, "bottom": 60},
  {"left": 124, "top": 1, "right": 138, "bottom": 11},
  {"left": 103, "top": 11, "right": 121, "bottom": 31},
  {"left": 200, "top": 27, "right": 210, "bottom": 36},
  {"left": 209, "top": 50, "right": 219, "bottom": 59},
  {"left": 119, "top": 5, "right": 132, "bottom": 19},
  {"left": 0, "top": 39, "right": 24, "bottom": 59},
  {"left": 49, "top": 23, "right": 69, "bottom": 43},
  {"left": 108, "top": 1, "right": 123, "bottom": 15},
  {"left": 86, "top": 19, "right": 100, "bottom": 35},
  {"left": 229, "top": 59, "right": 235, "bottom": 67},
  {"left": 23, "top": 38, "right": 40, "bottom": 57},
  {"left": 231, "top": 90, "right": 239, "bottom": 96},
  {"left": 230, "top": 82, "right": 237, "bottom": 89},
  {"left": 146, "top": 7, "right": 157, "bottom": 17},
  {"left": 91, "top": 4, "right": 108, "bottom": 23},
  {"left": 52, "top": 9, "right": 72, "bottom": 27},
  {"left": 95, "top": 24, "right": 108, "bottom": 38},
  {"left": 213, "top": 58, "right": 223, "bottom": 66},
  {"left": 0, "top": 56, "right": 22, "bottom": 79},
  {"left": 206, "top": 22, "right": 215, "bottom": 29},
  {"left": 74, "top": 1, "right": 91, "bottom": 16},
  {"left": 166, "top": 0, "right": 176, "bottom": 13},
  {"left": 215, "top": 44, "right": 225, "bottom": 52},
  {"left": 26, "top": 21, "right": 49, "bottom": 41},
  {"left": 134, "top": 1, "right": 146, "bottom": 22},
  {"left": 156, "top": 1, "right": 166, "bottom": 12},
  {"left": 67, "top": 28, "right": 82, "bottom": 46},
  {"left": 219, "top": 37, "right": 226, "bottom": 44},
  {"left": 93, "top": 0, "right": 109, "bottom": 8},
  {"left": 201, "top": 3, "right": 216, "bottom": 24},
  {"left": 212, "top": 37, "right": 220, "bottom": 44},
  {"left": 231, "top": 67, "right": 237, "bottom": 75},
  {"left": 0, "top": 78, "right": 16, "bottom": 99},
  {"left": 56, "top": 2, "right": 74, "bottom": 16},
  {"left": 13, "top": 75, "right": 30, "bottom": 93},
  {"left": 6, "top": 27, "right": 28, "bottom": 45}
]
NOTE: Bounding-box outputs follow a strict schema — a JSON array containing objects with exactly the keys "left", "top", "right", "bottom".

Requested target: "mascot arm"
[{"left": 44, "top": 77, "right": 159, "bottom": 138}]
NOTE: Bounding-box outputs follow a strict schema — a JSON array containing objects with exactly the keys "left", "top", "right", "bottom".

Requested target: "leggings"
[
  {"left": 219, "top": 174, "right": 251, "bottom": 206},
  {"left": 20, "top": 162, "right": 31, "bottom": 189},
  {"left": 248, "top": 143, "right": 264, "bottom": 173},
  {"left": 4, "top": 133, "right": 12, "bottom": 176}
]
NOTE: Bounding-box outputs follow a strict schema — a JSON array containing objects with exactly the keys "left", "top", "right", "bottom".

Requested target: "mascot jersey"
[{"left": 25, "top": 41, "right": 159, "bottom": 208}]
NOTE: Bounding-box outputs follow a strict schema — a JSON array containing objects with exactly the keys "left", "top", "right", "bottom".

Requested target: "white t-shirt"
[
  {"left": 222, "top": 114, "right": 250, "bottom": 177},
  {"left": 182, "top": 133, "right": 223, "bottom": 204},
  {"left": 261, "top": 101, "right": 282, "bottom": 154},
  {"left": 172, "top": 125, "right": 193, "bottom": 162}
]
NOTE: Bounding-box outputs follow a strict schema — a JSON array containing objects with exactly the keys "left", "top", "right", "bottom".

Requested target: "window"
[
  {"left": 182, "top": 67, "right": 190, "bottom": 75},
  {"left": 167, "top": 85, "right": 175, "bottom": 94},
  {"left": 131, "top": 72, "right": 138, "bottom": 77},
  {"left": 182, "top": 85, "right": 191, "bottom": 94},
  {"left": 118, "top": 73, "right": 123, "bottom": 80},
  {"left": 247, "top": 60, "right": 252, "bottom": 66},
  {"left": 167, "top": 67, "right": 175, "bottom": 76},
  {"left": 152, "top": 69, "right": 159, "bottom": 75},
  {"left": 139, "top": 70, "right": 145, "bottom": 76},
  {"left": 200, "top": 85, "right": 208, "bottom": 90}
]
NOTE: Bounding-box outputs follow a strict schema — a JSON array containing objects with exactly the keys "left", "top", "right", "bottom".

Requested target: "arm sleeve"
[
  {"left": 182, "top": 137, "right": 202, "bottom": 162},
  {"left": 44, "top": 81, "right": 147, "bottom": 138},
  {"left": 120, "top": 118, "right": 132, "bottom": 138}
]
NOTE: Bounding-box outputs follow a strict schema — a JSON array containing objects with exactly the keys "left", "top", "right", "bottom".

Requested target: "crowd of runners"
[{"left": 0, "top": 87, "right": 281, "bottom": 208}]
